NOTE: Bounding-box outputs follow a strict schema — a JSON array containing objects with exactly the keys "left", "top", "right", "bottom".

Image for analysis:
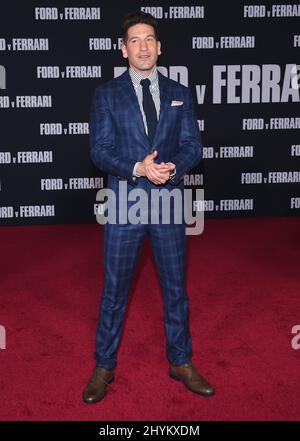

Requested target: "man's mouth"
[{"left": 139, "top": 54, "right": 150, "bottom": 59}]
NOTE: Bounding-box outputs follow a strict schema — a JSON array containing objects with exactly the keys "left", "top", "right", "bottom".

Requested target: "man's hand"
[{"left": 136, "top": 151, "right": 176, "bottom": 185}]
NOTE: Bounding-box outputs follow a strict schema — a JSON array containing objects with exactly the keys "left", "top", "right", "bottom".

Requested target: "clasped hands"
[{"left": 136, "top": 150, "right": 176, "bottom": 185}]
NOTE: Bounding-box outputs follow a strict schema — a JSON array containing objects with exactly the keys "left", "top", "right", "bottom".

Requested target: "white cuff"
[{"left": 133, "top": 161, "right": 142, "bottom": 177}]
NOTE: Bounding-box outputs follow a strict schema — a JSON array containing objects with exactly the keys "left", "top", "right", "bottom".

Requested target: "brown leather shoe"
[
  {"left": 83, "top": 367, "right": 115, "bottom": 404},
  {"left": 169, "top": 362, "right": 215, "bottom": 397}
]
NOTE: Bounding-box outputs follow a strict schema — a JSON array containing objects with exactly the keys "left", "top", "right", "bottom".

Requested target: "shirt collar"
[{"left": 129, "top": 67, "right": 158, "bottom": 89}]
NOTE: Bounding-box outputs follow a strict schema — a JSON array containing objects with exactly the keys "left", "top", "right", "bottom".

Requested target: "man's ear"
[
  {"left": 121, "top": 43, "right": 128, "bottom": 59},
  {"left": 157, "top": 40, "right": 162, "bottom": 56}
]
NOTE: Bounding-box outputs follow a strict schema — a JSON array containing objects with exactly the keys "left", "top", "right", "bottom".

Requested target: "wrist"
[{"left": 136, "top": 162, "right": 146, "bottom": 177}]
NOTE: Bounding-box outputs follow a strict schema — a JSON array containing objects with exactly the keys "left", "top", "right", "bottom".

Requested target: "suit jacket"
[{"left": 90, "top": 69, "right": 202, "bottom": 199}]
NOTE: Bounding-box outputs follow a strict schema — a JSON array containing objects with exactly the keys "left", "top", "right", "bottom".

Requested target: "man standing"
[{"left": 83, "top": 11, "right": 215, "bottom": 404}]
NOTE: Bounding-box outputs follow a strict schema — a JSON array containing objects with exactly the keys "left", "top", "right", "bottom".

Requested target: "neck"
[{"left": 130, "top": 66, "right": 156, "bottom": 78}]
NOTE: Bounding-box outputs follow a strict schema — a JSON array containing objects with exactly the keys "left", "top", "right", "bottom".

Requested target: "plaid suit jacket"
[{"left": 90, "top": 69, "right": 202, "bottom": 197}]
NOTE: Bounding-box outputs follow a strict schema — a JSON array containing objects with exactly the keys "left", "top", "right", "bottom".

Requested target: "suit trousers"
[{"left": 94, "top": 218, "right": 193, "bottom": 370}]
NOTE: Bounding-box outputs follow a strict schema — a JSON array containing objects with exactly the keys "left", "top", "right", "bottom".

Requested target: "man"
[{"left": 83, "top": 11, "right": 215, "bottom": 404}]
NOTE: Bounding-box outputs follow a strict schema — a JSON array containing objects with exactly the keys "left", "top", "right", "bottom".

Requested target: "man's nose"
[{"left": 139, "top": 40, "right": 148, "bottom": 50}]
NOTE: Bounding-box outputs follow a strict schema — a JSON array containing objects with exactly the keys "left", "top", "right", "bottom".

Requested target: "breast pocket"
[{"left": 166, "top": 104, "right": 183, "bottom": 125}]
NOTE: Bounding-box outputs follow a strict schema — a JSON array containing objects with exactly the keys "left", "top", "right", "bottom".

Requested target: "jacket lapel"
[
  {"left": 116, "top": 70, "right": 172, "bottom": 150},
  {"left": 117, "top": 70, "right": 151, "bottom": 150},
  {"left": 153, "top": 72, "right": 171, "bottom": 146}
]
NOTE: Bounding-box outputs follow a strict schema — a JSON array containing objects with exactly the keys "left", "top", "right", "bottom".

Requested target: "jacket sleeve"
[
  {"left": 89, "top": 86, "right": 138, "bottom": 185},
  {"left": 168, "top": 88, "right": 202, "bottom": 186}
]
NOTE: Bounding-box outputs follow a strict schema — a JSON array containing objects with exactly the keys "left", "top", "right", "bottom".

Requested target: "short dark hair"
[{"left": 122, "top": 11, "right": 159, "bottom": 43}]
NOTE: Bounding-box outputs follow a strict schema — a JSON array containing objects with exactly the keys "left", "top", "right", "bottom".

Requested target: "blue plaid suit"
[{"left": 90, "top": 69, "right": 202, "bottom": 370}]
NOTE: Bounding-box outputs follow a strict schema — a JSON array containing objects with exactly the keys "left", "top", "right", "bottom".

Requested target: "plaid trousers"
[{"left": 95, "top": 219, "right": 193, "bottom": 370}]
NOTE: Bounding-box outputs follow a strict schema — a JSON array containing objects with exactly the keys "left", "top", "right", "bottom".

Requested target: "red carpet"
[{"left": 0, "top": 217, "right": 300, "bottom": 421}]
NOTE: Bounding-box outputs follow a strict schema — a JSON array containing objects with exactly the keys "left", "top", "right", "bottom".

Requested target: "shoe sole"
[
  {"left": 83, "top": 375, "right": 115, "bottom": 404},
  {"left": 169, "top": 372, "right": 215, "bottom": 397}
]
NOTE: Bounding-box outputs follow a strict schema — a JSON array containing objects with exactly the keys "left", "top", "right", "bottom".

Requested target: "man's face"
[{"left": 121, "top": 23, "right": 161, "bottom": 76}]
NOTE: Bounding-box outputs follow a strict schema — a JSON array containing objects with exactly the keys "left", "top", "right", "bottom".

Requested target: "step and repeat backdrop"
[{"left": 0, "top": 0, "right": 299, "bottom": 225}]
